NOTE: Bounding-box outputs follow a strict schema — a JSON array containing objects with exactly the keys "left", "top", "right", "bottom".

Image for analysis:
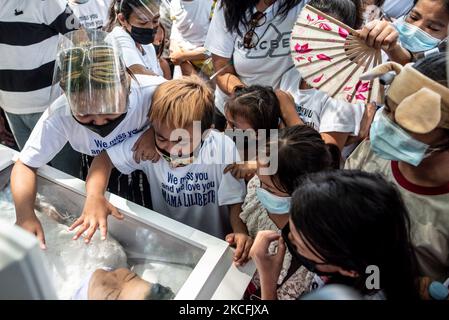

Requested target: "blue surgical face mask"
[
  {"left": 395, "top": 17, "right": 442, "bottom": 53},
  {"left": 370, "top": 110, "right": 430, "bottom": 166},
  {"left": 256, "top": 187, "right": 291, "bottom": 215}
]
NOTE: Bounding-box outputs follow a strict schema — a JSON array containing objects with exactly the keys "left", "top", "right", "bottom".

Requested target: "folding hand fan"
[{"left": 290, "top": 5, "right": 382, "bottom": 105}]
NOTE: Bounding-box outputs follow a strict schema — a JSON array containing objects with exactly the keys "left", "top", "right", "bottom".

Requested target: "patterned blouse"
[{"left": 240, "top": 176, "right": 315, "bottom": 300}]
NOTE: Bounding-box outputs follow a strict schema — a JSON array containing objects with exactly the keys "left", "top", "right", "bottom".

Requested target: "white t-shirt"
[
  {"left": 107, "top": 130, "right": 247, "bottom": 239},
  {"left": 68, "top": 0, "right": 112, "bottom": 29},
  {"left": 109, "top": 26, "right": 164, "bottom": 77},
  {"left": 0, "top": 0, "right": 76, "bottom": 114},
  {"left": 19, "top": 75, "right": 166, "bottom": 168},
  {"left": 205, "top": 0, "right": 305, "bottom": 113},
  {"left": 346, "top": 140, "right": 449, "bottom": 281},
  {"left": 170, "top": 0, "right": 214, "bottom": 50},
  {"left": 289, "top": 87, "right": 364, "bottom": 136}
]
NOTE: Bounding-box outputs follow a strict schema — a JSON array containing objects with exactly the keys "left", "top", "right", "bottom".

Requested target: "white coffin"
[{"left": 0, "top": 145, "right": 255, "bottom": 300}]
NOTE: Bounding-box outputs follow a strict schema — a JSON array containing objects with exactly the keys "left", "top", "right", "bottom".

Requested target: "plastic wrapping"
[{"left": 0, "top": 186, "right": 128, "bottom": 299}]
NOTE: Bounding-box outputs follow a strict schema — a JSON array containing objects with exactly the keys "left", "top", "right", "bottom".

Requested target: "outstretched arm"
[
  {"left": 69, "top": 151, "right": 123, "bottom": 243},
  {"left": 11, "top": 160, "right": 46, "bottom": 249},
  {"left": 212, "top": 54, "right": 245, "bottom": 96},
  {"left": 275, "top": 90, "right": 303, "bottom": 128},
  {"left": 226, "top": 203, "right": 253, "bottom": 267}
]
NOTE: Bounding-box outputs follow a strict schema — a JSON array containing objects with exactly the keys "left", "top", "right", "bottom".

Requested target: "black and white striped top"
[{"left": 0, "top": 0, "right": 79, "bottom": 115}]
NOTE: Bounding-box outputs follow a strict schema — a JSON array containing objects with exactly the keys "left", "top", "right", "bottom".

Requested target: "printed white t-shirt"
[
  {"left": 19, "top": 75, "right": 166, "bottom": 168},
  {"left": 346, "top": 140, "right": 449, "bottom": 281},
  {"left": 107, "top": 130, "right": 247, "bottom": 239},
  {"left": 170, "top": 0, "right": 214, "bottom": 50},
  {"left": 205, "top": 0, "right": 305, "bottom": 113},
  {"left": 290, "top": 87, "right": 364, "bottom": 136},
  {"left": 109, "top": 26, "right": 164, "bottom": 76},
  {"left": 68, "top": 0, "right": 112, "bottom": 29}
]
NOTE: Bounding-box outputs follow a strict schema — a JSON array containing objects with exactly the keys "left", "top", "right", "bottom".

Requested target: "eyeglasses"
[{"left": 243, "top": 11, "right": 267, "bottom": 49}]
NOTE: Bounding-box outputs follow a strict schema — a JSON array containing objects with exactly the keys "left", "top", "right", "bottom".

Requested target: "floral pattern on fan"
[
  {"left": 290, "top": 5, "right": 381, "bottom": 105},
  {"left": 343, "top": 81, "right": 372, "bottom": 101},
  {"left": 293, "top": 13, "right": 348, "bottom": 64}
]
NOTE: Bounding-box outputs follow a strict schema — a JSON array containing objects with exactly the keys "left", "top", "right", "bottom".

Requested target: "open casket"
[{"left": 0, "top": 145, "right": 255, "bottom": 300}]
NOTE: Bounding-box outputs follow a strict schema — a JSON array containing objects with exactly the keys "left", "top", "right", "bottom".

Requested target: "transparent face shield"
[
  {"left": 124, "top": 0, "right": 161, "bottom": 23},
  {"left": 50, "top": 29, "right": 129, "bottom": 116}
]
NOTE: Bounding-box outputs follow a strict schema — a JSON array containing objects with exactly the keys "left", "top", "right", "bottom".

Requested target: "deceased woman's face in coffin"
[
  {"left": 88, "top": 268, "right": 152, "bottom": 300},
  {"left": 87, "top": 268, "right": 175, "bottom": 300}
]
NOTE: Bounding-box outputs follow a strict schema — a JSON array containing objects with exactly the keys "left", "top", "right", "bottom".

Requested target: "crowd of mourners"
[{"left": 1, "top": 0, "right": 449, "bottom": 300}]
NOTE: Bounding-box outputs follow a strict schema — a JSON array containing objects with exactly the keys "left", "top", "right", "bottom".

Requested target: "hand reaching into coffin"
[
  {"left": 69, "top": 194, "right": 124, "bottom": 243},
  {"left": 226, "top": 232, "right": 254, "bottom": 266},
  {"left": 16, "top": 214, "right": 46, "bottom": 250}
]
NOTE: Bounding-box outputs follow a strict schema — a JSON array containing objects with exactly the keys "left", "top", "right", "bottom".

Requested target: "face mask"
[
  {"left": 155, "top": 141, "right": 203, "bottom": 168},
  {"left": 370, "top": 110, "right": 430, "bottom": 166},
  {"left": 256, "top": 187, "right": 291, "bottom": 215},
  {"left": 74, "top": 113, "right": 127, "bottom": 138},
  {"left": 130, "top": 25, "right": 156, "bottom": 45},
  {"left": 395, "top": 17, "right": 442, "bottom": 53},
  {"left": 281, "top": 224, "right": 335, "bottom": 277}
]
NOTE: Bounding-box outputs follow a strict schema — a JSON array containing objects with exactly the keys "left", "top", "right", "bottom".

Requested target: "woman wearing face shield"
[
  {"left": 359, "top": 0, "right": 449, "bottom": 65},
  {"left": 105, "top": 0, "right": 166, "bottom": 78},
  {"left": 346, "top": 53, "right": 449, "bottom": 282},
  {"left": 10, "top": 29, "right": 165, "bottom": 249}
]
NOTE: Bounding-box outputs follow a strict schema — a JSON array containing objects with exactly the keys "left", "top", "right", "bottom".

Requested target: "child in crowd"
[
  {"left": 223, "top": 86, "right": 302, "bottom": 180},
  {"left": 72, "top": 77, "right": 253, "bottom": 265},
  {"left": 154, "top": 24, "right": 173, "bottom": 79},
  {"left": 241, "top": 125, "right": 334, "bottom": 300},
  {"left": 106, "top": 0, "right": 164, "bottom": 77},
  {"left": 282, "top": 0, "right": 374, "bottom": 153},
  {"left": 169, "top": 0, "right": 216, "bottom": 76},
  {"left": 251, "top": 170, "right": 421, "bottom": 300},
  {"left": 11, "top": 29, "right": 162, "bottom": 248}
]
